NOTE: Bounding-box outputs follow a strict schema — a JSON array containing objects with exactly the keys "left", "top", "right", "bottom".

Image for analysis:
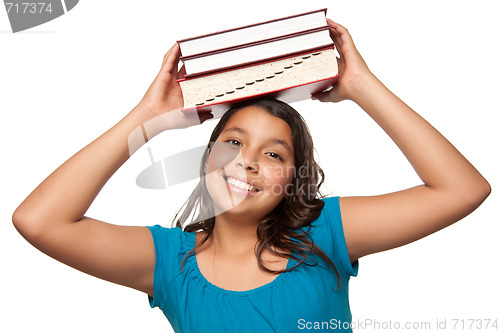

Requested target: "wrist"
[
  {"left": 123, "top": 105, "right": 161, "bottom": 156},
  {"left": 345, "top": 71, "right": 380, "bottom": 104},
  {"left": 128, "top": 103, "right": 156, "bottom": 124}
]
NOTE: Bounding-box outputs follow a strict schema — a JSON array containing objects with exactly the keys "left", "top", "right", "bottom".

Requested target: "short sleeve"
[
  {"left": 146, "top": 225, "right": 184, "bottom": 310},
  {"left": 310, "top": 196, "right": 359, "bottom": 277}
]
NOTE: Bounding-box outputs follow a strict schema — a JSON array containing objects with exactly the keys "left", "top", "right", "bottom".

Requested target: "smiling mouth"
[{"left": 224, "top": 176, "right": 261, "bottom": 192}]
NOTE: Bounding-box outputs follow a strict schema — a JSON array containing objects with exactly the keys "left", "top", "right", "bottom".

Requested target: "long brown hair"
[{"left": 173, "top": 98, "right": 340, "bottom": 287}]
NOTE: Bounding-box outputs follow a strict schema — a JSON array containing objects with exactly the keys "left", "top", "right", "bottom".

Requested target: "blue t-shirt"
[{"left": 146, "top": 196, "right": 359, "bottom": 332}]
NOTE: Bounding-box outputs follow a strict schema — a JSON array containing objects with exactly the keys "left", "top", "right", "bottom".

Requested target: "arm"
[
  {"left": 12, "top": 44, "right": 212, "bottom": 296},
  {"left": 314, "top": 20, "right": 491, "bottom": 263}
]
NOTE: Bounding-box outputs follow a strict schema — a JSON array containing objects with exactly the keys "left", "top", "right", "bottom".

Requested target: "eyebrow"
[
  {"left": 223, "top": 127, "right": 292, "bottom": 153},
  {"left": 223, "top": 127, "right": 246, "bottom": 135}
]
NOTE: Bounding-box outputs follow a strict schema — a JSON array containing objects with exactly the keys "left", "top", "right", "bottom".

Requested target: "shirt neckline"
[{"left": 186, "top": 231, "right": 294, "bottom": 297}]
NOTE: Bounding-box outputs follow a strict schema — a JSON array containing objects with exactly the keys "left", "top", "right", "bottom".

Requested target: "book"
[
  {"left": 178, "top": 8, "right": 328, "bottom": 58},
  {"left": 177, "top": 9, "right": 338, "bottom": 117},
  {"left": 179, "top": 47, "right": 338, "bottom": 118},
  {"left": 181, "top": 27, "right": 333, "bottom": 77}
]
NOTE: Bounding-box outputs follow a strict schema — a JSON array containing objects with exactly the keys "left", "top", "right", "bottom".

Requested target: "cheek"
[
  {"left": 262, "top": 165, "right": 295, "bottom": 197},
  {"left": 205, "top": 170, "right": 233, "bottom": 213},
  {"left": 206, "top": 142, "right": 242, "bottom": 174},
  {"left": 205, "top": 169, "right": 248, "bottom": 213}
]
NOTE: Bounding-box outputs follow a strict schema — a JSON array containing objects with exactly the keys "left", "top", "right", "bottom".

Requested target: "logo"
[{"left": 3, "top": 0, "right": 79, "bottom": 33}]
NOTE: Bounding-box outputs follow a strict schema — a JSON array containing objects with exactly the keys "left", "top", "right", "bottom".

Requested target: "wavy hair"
[{"left": 172, "top": 98, "right": 340, "bottom": 287}]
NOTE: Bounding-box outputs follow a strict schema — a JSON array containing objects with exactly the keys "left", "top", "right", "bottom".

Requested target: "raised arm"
[
  {"left": 12, "top": 44, "right": 212, "bottom": 296},
  {"left": 314, "top": 20, "right": 491, "bottom": 263}
]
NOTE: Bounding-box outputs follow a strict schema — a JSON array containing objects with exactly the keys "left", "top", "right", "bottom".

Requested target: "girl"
[{"left": 12, "top": 20, "right": 490, "bottom": 332}]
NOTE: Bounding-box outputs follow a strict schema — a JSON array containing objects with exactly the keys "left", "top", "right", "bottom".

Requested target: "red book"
[
  {"left": 177, "top": 9, "right": 337, "bottom": 117},
  {"left": 180, "top": 27, "right": 333, "bottom": 77},
  {"left": 178, "top": 8, "right": 328, "bottom": 57},
  {"left": 179, "top": 47, "right": 338, "bottom": 118}
]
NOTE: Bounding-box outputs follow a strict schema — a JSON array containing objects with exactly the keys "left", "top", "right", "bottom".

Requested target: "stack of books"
[{"left": 177, "top": 9, "right": 338, "bottom": 116}]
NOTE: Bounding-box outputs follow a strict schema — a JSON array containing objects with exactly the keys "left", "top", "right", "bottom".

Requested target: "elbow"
[
  {"left": 477, "top": 178, "right": 491, "bottom": 203},
  {"left": 465, "top": 177, "right": 491, "bottom": 211},
  {"left": 12, "top": 206, "right": 26, "bottom": 233},
  {"left": 12, "top": 206, "right": 45, "bottom": 242},
  {"left": 440, "top": 176, "right": 491, "bottom": 218}
]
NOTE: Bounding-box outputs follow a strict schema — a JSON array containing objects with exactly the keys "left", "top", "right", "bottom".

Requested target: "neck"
[{"left": 209, "top": 212, "right": 261, "bottom": 256}]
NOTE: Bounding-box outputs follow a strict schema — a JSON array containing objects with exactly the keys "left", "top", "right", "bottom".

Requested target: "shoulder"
[
  {"left": 307, "top": 196, "right": 359, "bottom": 277},
  {"left": 147, "top": 224, "right": 185, "bottom": 241},
  {"left": 314, "top": 196, "right": 342, "bottom": 227},
  {"left": 146, "top": 225, "right": 194, "bottom": 258},
  {"left": 146, "top": 226, "right": 197, "bottom": 310},
  {"left": 306, "top": 196, "right": 341, "bottom": 230}
]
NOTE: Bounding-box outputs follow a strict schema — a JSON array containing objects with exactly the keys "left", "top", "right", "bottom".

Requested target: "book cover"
[{"left": 181, "top": 27, "right": 332, "bottom": 76}]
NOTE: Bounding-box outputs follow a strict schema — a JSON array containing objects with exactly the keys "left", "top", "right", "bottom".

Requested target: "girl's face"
[{"left": 205, "top": 106, "right": 295, "bottom": 222}]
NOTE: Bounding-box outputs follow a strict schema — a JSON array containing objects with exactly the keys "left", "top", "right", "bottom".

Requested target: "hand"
[
  {"left": 312, "top": 19, "right": 374, "bottom": 103},
  {"left": 137, "top": 43, "right": 184, "bottom": 116},
  {"left": 133, "top": 44, "right": 213, "bottom": 134}
]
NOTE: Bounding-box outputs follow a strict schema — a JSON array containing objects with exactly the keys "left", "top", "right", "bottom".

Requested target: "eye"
[
  {"left": 266, "top": 152, "right": 282, "bottom": 160},
  {"left": 226, "top": 139, "right": 242, "bottom": 147}
]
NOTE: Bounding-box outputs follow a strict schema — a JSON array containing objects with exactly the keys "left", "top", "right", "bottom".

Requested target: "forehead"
[{"left": 221, "top": 106, "right": 293, "bottom": 143}]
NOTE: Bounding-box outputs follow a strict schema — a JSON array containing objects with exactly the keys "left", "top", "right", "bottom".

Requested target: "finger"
[
  {"left": 198, "top": 111, "right": 214, "bottom": 124},
  {"left": 177, "top": 64, "right": 186, "bottom": 79},
  {"left": 328, "top": 20, "right": 357, "bottom": 51},
  {"left": 166, "top": 44, "right": 181, "bottom": 76},
  {"left": 326, "top": 18, "right": 344, "bottom": 49},
  {"left": 161, "top": 43, "right": 177, "bottom": 67},
  {"left": 326, "top": 18, "right": 349, "bottom": 36},
  {"left": 328, "top": 25, "right": 361, "bottom": 62},
  {"left": 176, "top": 107, "right": 211, "bottom": 128},
  {"left": 169, "top": 44, "right": 182, "bottom": 77},
  {"left": 161, "top": 43, "right": 181, "bottom": 75},
  {"left": 311, "top": 86, "right": 338, "bottom": 103},
  {"left": 326, "top": 19, "right": 355, "bottom": 47}
]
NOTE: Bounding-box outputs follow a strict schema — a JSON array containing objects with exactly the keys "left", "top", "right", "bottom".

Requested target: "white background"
[{"left": 1, "top": 1, "right": 499, "bottom": 332}]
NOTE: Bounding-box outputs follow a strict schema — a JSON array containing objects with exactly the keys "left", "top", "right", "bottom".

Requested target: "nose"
[{"left": 236, "top": 149, "right": 259, "bottom": 172}]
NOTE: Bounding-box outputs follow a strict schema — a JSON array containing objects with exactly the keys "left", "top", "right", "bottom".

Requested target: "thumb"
[
  {"left": 198, "top": 111, "right": 214, "bottom": 124},
  {"left": 312, "top": 86, "right": 339, "bottom": 103}
]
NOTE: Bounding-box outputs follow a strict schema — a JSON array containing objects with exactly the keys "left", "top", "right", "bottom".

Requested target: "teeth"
[{"left": 227, "top": 177, "right": 258, "bottom": 192}]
